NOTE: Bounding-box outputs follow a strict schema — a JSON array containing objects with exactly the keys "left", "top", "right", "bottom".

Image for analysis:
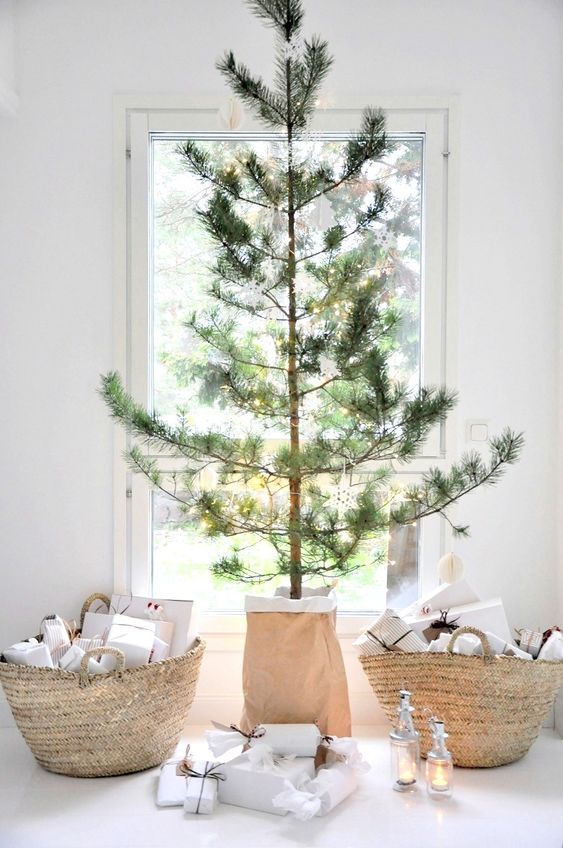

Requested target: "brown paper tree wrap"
[{"left": 240, "top": 611, "right": 351, "bottom": 737}]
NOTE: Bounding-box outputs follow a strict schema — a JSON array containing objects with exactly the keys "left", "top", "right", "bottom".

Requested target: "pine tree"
[{"left": 101, "top": 0, "right": 522, "bottom": 599}]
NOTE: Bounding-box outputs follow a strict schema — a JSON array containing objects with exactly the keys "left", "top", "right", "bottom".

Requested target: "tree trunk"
[{"left": 286, "top": 58, "right": 302, "bottom": 600}]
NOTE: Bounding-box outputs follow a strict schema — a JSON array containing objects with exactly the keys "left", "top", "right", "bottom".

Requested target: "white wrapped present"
[
  {"left": 273, "top": 763, "right": 358, "bottom": 820},
  {"left": 40, "top": 615, "right": 71, "bottom": 664},
  {"left": 58, "top": 644, "right": 106, "bottom": 674},
  {"left": 3, "top": 639, "right": 53, "bottom": 668},
  {"left": 156, "top": 744, "right": 192, "bottom": 807},
  {"left": 81, "top": 611, "right": 173, "bottom": 654},
  {"left": 427, "top": 632, "right": 479, "bottom": 655},
  {"left": 517, "top": 628, "right": 543, "bottom": 658},
  {"left": 110, "top": 594, "right": 192, "bottom": 655},
  {"left": 217, "top": 748, "right": 316, "bottom": 816},
  {"left": 400, "top": 578, "right": 480, "bottom": 618},
  {"left": 184, "top": 760, "right": 222, "bottom": 815},
  {"left": 205, "top": 721, "right": 320, "bottom": 758},
  {"left": 156, "top": 759, "right": 187, "bottom": 807},
  {"left": 353, "top": 609, "right": 427, "bottom": 656},
  {"left": 150, "top": 636, "right": 170, "bottom": 663},
  {"left": 99, "top": 615, "right": 156, "bottom": 669},
  {"left": 405, "top": 598, "right": 511, "bottom": 645}
]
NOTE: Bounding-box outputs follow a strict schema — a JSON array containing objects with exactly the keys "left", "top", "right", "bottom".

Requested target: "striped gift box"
[{"left": 354, "top": 609, "right": 427, "bottom": 656}]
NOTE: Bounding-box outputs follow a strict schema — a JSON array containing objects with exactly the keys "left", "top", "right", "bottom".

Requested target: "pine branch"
[
  {"left": 177, "top": 141, "right": 274, "bottom": 211},
  {"left": 246, "top": 0, "right": 304, "bottom": 35},
  {"left": 217, "top": 51, "right": 287, "bottom": 128},
  {"left": 392, "top": 429, "right": 524, "bottom": 532}
]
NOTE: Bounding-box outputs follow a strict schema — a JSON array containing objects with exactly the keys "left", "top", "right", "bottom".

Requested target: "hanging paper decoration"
[
  {"left": 319, "top": 354, "right": 339, "bottom": 380},
  {"left": 437, "top": 552, "right": 464, "bottom": 583},
  {"left": 315, "top": 193, "right": 336, "bottom": 230},
  {"left": 282, "top": 34, "right": 304, "bottom": 62},
  {"left": 218, "top": 98, "right": 245, "bottom": 130},
  {"left": 374, "top": 225, "right": 396, "bottom": 250},
  {"left": 326, "top": 468, "right": 358, "bottom": 518}
]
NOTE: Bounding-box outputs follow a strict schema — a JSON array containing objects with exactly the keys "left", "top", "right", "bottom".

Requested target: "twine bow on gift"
[
  {"left": 210, "top": 720, "right": 266, "bottom": 742},
  {"left": 429, "top": 610, "right": 460, "bottom": 633},
  {"left": 179, "top": 760, "right": 226, "bottom": 814},
  {"left": 366, "top": 628, "right": 416, "bottom": 653}
]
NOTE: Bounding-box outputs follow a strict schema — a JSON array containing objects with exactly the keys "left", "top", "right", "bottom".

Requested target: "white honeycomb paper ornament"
[{"left": 326, "top": 469, "right": 358, "bottom": 518}]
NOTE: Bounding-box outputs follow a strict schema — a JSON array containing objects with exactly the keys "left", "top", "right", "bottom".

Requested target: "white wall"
[{"left": 1, "top": 0, "right": 562, "bottom": 725}]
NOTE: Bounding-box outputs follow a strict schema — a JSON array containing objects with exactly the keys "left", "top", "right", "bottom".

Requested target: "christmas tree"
[{"left": 101, "top": 0, "right": 522, "bottom": 599}]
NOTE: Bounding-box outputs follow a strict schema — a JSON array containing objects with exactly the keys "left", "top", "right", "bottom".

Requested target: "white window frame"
[{"left": 112, "top": 95, "right": 458, "bottom": 635}]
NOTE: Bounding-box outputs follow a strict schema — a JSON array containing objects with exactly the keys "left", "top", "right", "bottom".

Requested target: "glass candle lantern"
[
  {"left": 390, "top": 690, "right": 420, "bottom": 792},
  {"left": 425, "top": 718, "right": 453, "bottom": 799}
]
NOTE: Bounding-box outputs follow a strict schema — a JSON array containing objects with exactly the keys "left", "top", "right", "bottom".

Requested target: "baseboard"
[{"left": 186, "top": 691, "right": 387, "bottom": 727}]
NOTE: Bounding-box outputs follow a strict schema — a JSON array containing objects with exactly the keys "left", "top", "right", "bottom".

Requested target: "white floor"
[{"left": 0, "top": 726, "right": 562, "bottom": 848}]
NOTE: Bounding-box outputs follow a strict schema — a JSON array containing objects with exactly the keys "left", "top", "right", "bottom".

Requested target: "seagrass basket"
[
  {"left": 359, "top": 626, "right": 563, "bottom": 767},
  {"left": 0, "top": 593, "right": 205, "bottom": 777}
]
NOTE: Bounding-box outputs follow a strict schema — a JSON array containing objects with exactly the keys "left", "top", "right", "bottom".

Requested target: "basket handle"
[
  {"left": 446, "top": 626, "right": 493, "bottom": 658},
  {"left": 79, "top": 593, "right": 111, "bottom": 630},
  {"left": 79, "top": 646, "right": 125, "bottom": 688}
]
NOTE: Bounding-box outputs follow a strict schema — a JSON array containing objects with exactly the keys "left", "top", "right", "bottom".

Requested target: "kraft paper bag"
[{"left": 240, "top": 594, "right": 351, "bottom": 737}]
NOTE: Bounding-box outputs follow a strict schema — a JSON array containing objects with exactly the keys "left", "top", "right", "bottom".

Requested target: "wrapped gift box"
[
  {"left": 81, "top": 611, "right": 174, "bottom": 661},
  {"left": 217, "top": 752, "right": 316, "bottom": 816},
  {"left": 400, "top": 578, "right": 480, "bottom": 618},
  {"left": 405, "top": 597, "right": 511, "bottom": 644},
  {"left": 184, "top": 760, "right": 221, "bottom": 814},
  {"left": 99, "top": 615, "right": 156, "bottom": 669},
  {"left": 3, "top": 639, "right": 53, "bottom": 668},
  {"left": 353, "top": 609, "right": 427, "bottom": 656},
  {"left": 110, "top": 595, "right": 194, "bottom": 656}
]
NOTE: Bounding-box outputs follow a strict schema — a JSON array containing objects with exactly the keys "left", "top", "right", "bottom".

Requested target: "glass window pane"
[{"left": 150, "top": 133, "right": 423, "bottom": 611}]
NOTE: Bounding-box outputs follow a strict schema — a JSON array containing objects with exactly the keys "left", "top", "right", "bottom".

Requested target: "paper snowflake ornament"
[
  {"left": 326, "top": 471, "right": 358, "bottom": 518},
  {"left": 319, "top": 354, "right": 339, "bottom": 380},
  {"left": 374, "top": 225, "right": 396, "bottom": 250},
  {"left": 282, "top": 34, "right": 305, "bottom": 62},
  {"left": 244, "top": 278, "right": 265, "bottom": 307}
]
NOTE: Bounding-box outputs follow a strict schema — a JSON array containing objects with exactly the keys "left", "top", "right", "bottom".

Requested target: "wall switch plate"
[{"left": 465, "top": 420, "right": 489, "bottom": 442}]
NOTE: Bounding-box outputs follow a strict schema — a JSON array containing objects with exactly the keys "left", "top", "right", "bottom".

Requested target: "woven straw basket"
[
  {"left": 360, "top": 626, "right": 563, "bottom": 767},
  {"left": 0, "top": 593, "right": 205, "bottom": 777}
]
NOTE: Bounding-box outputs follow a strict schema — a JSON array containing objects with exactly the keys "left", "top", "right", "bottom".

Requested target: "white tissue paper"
[
  {"left": 3, "top": 639, "right": 53, "bottom": 668},
  {"left": 538, "top": 631, "right": 563, "bottom": 661},
  {"left": 184, "top": 760, "right": 221, "bottom": 815},
  {"left": 273, "top": 763, "right": 358, "bottom": 820},
  {"left": 321, "top": 737, "right": 370, "bottom": 773},
  {"left": 217, "top": 750, "right": 316, "bottom": 816},
  {"left": 245, "top": 594, "right": 335, "bottom": 613}
]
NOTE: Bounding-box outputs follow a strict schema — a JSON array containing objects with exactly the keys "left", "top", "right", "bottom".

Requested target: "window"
[{"left": 114, "top": 98, "right": 454, "bottom": 616}]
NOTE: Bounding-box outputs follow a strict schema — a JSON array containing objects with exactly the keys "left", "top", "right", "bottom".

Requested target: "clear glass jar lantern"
[
  {"left": 390, "top": 690, "right": 420, "bottom": 792},
  {"left": 425, "top": 718, "right": 453, "bottom": 799}
]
